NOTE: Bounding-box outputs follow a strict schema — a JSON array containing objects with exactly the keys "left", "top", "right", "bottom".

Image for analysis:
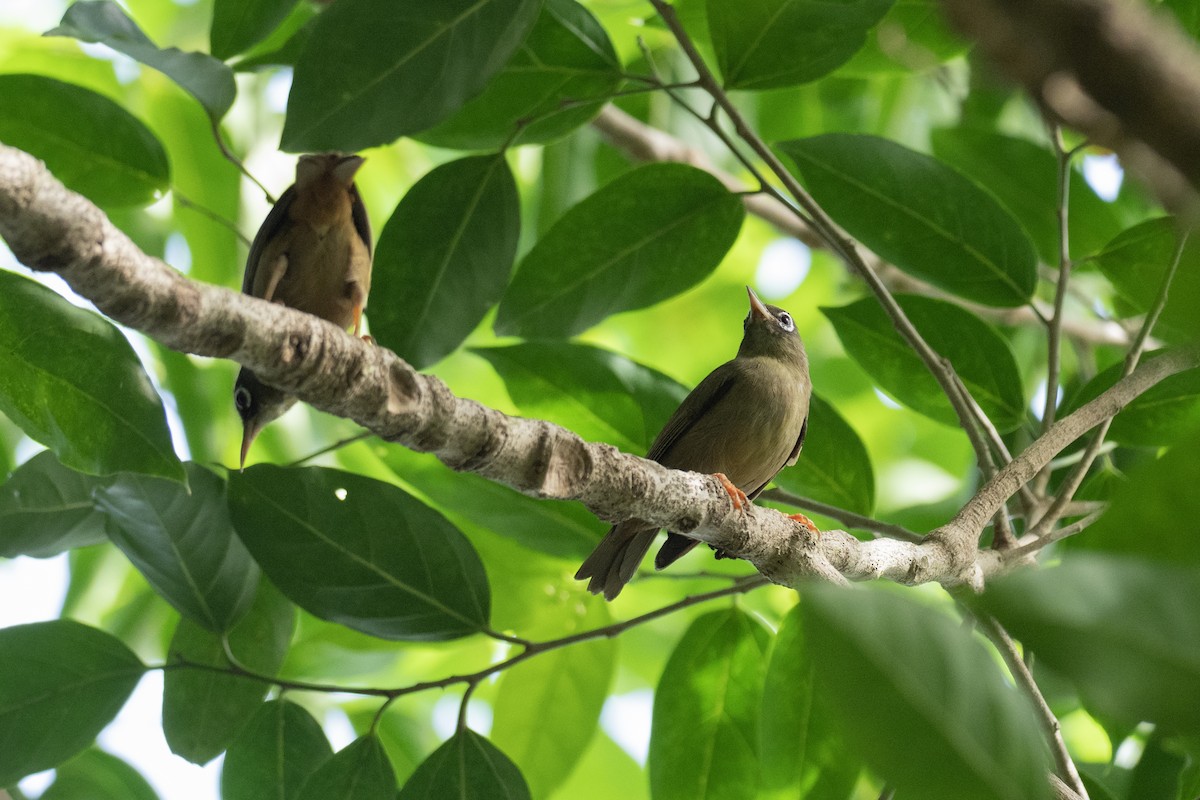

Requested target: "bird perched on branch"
[
  {"left": 233, "top": 153, "right": 372, "bottom": 468},
  {"left": 576, "top": 287, "right": 816, "bottom": 599}
]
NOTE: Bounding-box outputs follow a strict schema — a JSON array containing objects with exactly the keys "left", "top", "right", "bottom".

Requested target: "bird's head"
[
  {"left": 737, "top": 286, "right": 807, "bottom": 365},
  {"left": 234, "top": 369, "right": 297, "bottom": 469}
]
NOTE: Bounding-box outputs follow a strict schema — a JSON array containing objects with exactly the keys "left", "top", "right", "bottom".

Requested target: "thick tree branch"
[
  {"left": 1, "top": 144, "right": 1195, "bottom": 593},
  {"left": 941, "top": 0, "right": 1200, "bottom": 213}
]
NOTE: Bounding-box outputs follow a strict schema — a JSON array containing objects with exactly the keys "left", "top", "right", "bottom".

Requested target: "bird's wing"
[
  {"left": 786, "top": 414, "right": 808, "bottom": 466},
  {"left": 645, "top": 362, "right": 738, "bottom": 464},
  {"left": 349, "top": 184, "right": 373, "bottom": 257},
  {"left": 242, "top": 186, "right": 296, "bottom": 295}
]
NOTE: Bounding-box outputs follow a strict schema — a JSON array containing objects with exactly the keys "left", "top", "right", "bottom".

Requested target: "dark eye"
[
  {"left": 234, "top": 386, "right": 253, "bottom": 412},
  {"left": 777, "top": 312, "right": 794, "bottom": 332}
]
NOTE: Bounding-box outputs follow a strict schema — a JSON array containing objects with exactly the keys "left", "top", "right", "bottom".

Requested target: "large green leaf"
[
  {"left": 281, "top": 0, "right": 542, "bottom": 151},
  {"left": 1073, "top": 431, "right": 1200, "bottom": 565},
  {"left": 804, "top": 585, "right": 1051, "bottom": 800},
  {"left": 780, "top": 134, "right": 1037, "bottom": 307},
  {"left": 420, "top": 0, "right": 622, "bottom": 149},
  {"left": 774, "top": 392, "right": 875, "bottom": 516},
  {"left": 495, "top": 164, "right": 745, "bottom": 337},
  {"left": 228, "top": 465, "right": 490, "bottom": 640},
  {"left": 0, "top": 75, "right": 169, "bottom": 208},
  {"left": 222, "top": 700, "right": 333, "bottom": 800},
  {"left": 822, "top": 295, "right": 1026, "bottom": 430},
  {"left": 649, "top": 608, "right": 771, "bottom": 800},
  {"left": 163, "top": 581, "right": 295, "bottom": 764},
  {"left": 709, "top": 0, "right": 894, "bottom": 89},
  {"left": 40, "top": 749, "right": 159, "bottom": 800},
  {"left": 47, "top": 1, "right": 236, "bottom": 122},
  {"left": 930, "top": 127, "right": 1120, "bottom": 263},
  {"left": 0, "top": 450, "right": 107, "bottom": 558},
  {"left": 398, "top": 730, "right": 531, "bottom": 799},
  {"left": 472, "top": 341, "right": 689, "bottom": 453},
  {"left": 0, "top": 271, "right": 183, "bottom": 481},
  {"left": 370, "top": 155, "right": 520, "bottom": 369},
  {"left": 760, "top": 604, "right": 859, "bottom": 800},
  {"left": 97, "top": 462, "right": 259, "bottom": 632},
  {"left": 297, "top": 735, "right": 396, "bottom": 800},
  {"left": 210, "top": 0, "right": 300, "bottom": 59},
  {"left": 1089, "top": 217, "right": 1200, "bottom": 344},
  {"left": 491, "top": 601, "right": 615, "bottom": 798},
  {"left": 0, "top": 620, "right": 145, "bottom": 787},
  {"left": 380, "top": 446, "right": 604, "bottom": 559},
  {"left": 978, "top": 555, "right": 1200, "bottom": 735}
]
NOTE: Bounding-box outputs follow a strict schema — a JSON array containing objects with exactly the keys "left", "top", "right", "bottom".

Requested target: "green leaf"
[
  {"left": 760, "top": 604, "right": 859, "bottom": 799},
  {"left": 0, "top": 270, "right": 183, "bottom": 481},
  {"left": 0, "top": 620, "right": 145, "bottom": 787},
  {"left": 421, "top": 0, "right": 620, "bottom": 149},
  {"left": 398, "top": 729, "right": 531, "bottom": 799},
  {"left": 297, "top": 735, "right": 396, "bottom": 800},
  {"left": 1089, "top": 217, "right": 1200, "bottom": 344},
  {"left": 0, "top": 75, "right": 169, "bottom": 208},
  {"left": 40, "top": 749, "right": 160, "bottom": 800},
  {"left": 709, "top": 0, "right": 894, "bottom": 89},
  {"left": 649, "top": 608, "right": 771, "bottom": 800},
  {"left": 379, "top": 446, "right": 603, "bottom": 559},
  {"left": 163, "top": 581, "right": 295, "bottom": 764},
  {"left": 774, "top": 392, "right": 875, "bottom": 516},
  {"left": 97, "top": 462, "right": 259, "bottom": 632},
  {"left": 210, "top": 0, "right": 300, "bottom": 59},
  {"left": 978, "top": 555, "right": 1200, "bottom": 735},
  {"left": 803, "top": 585, "right": 1051, "bottom": 800},
  {"left": 1068, "top": 354, "right": 1200, "bottom": 447},
  {"left": 780, "top": 133, "right": 1037, "bottom": 306},
  {"left": 822, "top": 295, "right": 1026, "bottom": 430},
  {"left": 370, "top": 155, "right": 520, "bottom": 369},
  {"left": 281, "top": 0, "right": 542, "bottom": 151},
  {"left": 1076, "top": 431, "right": 1200, "bottom": 565},
  {"left": 472, "top": 341, "right": 689, "bottom": 453},
  {"left": 228, "top": 465, "right": 490, "bottom": 640},
  {"left": 0, "top": 450, "right": 107, "bottom": 558},
  {"left": 222, "top": 700, "right": 334, "bottom": 800},
  {"left": 491, "top": 601, "right": 615, "bottom": 798},
  {"left": 930, "top": 127, "right": 1120, "bottom": 263},
  {"left": 496, "top": 164, "right": 745, "bottom": 337},
  {"left": 47, "top": 1, "right": 236, "bottom": 122}
]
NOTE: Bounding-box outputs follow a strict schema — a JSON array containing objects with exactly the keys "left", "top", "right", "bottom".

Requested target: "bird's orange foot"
[
  {"left": 714, "top": 473, "right": 749, "bottom": 511},
  {"left": 788, "top": 512, "right": 821, "bottom": 539},
  {"left": 361, "top": 334, "right": 375, "bottom": 345}
]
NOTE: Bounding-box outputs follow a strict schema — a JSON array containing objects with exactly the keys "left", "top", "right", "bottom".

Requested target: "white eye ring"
[
  {"left": 234, "top": 386, "right": 253, "bottom": 411},
  {"left": 777, "top": 312, "right": 794, "bottom": 332}
]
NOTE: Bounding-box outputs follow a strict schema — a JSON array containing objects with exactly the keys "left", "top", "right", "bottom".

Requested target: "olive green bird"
[
  {"left": 233, "top": 153, "right": 373, "bottom": 468},
  {"left": 576, "top": 287, "right": 816, "bottom": 600}
]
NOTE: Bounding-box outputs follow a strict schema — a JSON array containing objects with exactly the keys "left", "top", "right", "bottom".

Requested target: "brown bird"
[
  {"left": 576, "top": 287, "right": 816, "bottom": 599},
  {"left": 233, "top": 153, "right": 372, "bottom": 468}
]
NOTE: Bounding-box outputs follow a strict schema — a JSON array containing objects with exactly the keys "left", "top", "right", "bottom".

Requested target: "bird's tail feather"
[{"left": 575, "top": 522, "right": 659, "bottom": 600}]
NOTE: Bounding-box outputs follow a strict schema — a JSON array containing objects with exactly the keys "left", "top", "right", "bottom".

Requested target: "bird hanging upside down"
[
  {"left": 576, "top": 286, "right": 817, "bottom": 599},
  {"left": 233, "top": 153, "right": 373, "bottom": 468}
]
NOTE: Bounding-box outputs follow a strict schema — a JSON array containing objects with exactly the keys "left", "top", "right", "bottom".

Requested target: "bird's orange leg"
[
  {"left": 351, "top": 304, "right": 375, "bottom": 343},
  {"left": 713, "top": 473, "right": 749, "bottom": 511},
  {"left": 787, "top": 512, "right": 821, "bottom": 539}
]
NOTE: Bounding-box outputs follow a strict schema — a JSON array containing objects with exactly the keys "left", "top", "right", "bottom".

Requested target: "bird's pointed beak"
[
  {"left": 746, "top": 286, "right": 772, "bottom": 322},
  {"left": 333, "top": 154, "right": 365, "bottom": 184},
  {"left": 240, "top": 420, "right": 262, "bottom": 472}
]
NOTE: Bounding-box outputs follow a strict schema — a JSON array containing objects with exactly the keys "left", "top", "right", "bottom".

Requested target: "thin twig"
[
  {"left": 172, "top": 191, "right": 251, "bottom": 247},
  {"left": 1010, "top": 508, "right": 1105, "bottom": 558},
  {"left": 1036, "top": 125, "right": 1076, "bottom": 496},
  {"left": 161, "top": 578, "right": 768, "bottom": 701},
  {"left": 760, "top": 488, "right": 923, "bottom": 543},
  {"left": 211, "top": 122, "right": 275, "bottom": 204},
  {"left": 977, "top": 615, "right": 1090, "bottom": 799},
  {"left": 284, "top": 431, "right": 372, "bottom": 467}
]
